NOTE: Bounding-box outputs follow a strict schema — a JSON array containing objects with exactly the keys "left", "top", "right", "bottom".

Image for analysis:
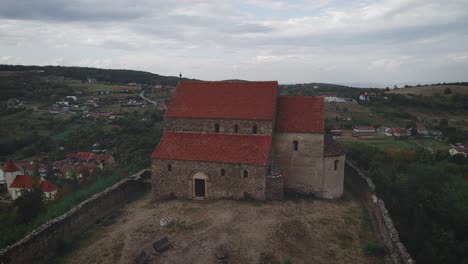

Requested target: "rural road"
[{"left": 139, "top": 90, "right": 157, "bottom": 106}]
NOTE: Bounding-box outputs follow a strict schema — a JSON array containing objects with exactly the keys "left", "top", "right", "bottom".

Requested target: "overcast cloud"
[{"left": 1, "top": 0, "right": 467, "bottom": 85}]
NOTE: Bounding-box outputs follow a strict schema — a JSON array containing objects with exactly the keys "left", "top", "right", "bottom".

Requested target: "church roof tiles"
[
  {"left": 165, "top": 81, "right": 278, "bottom": 120},
  {"left": 151, "top": 132, "right": 272, "bottom": 165}
]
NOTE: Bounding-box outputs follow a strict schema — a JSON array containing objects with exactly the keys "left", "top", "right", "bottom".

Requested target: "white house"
[
  {"left": 449, "top": 148, "right": 468, "bottom": 158},
  {"left": 352, "top": 126, "right": 375, "bottom": 136},
  {"left": 9, "top": 175, "right": 57, "bottom": 200},
  {"left": 4, "top": 160, "right": 57, "bottom": 200},
  {"left": 0, "top": 166, "right": 5, "bottom": 187}
]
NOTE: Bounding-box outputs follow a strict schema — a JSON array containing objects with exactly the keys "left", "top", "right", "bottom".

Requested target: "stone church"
[{"left": 151, "top": 81, "right": 345, "bottom": 200}]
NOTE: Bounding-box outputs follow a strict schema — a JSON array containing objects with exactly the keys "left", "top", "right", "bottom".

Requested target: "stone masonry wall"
[
  {"left": 0, "top": 171, "right": 149, "bottom": 264},
  {"left": 345, "top": 161, "right": 415, "bottom": 264},
  {"left": 272, "top": 133, "right": 324, "bottom": 194},
  {"left": 165, "top": 117, "right": 273, "bottom": 135},
  {"left": 152, "top": 160, "right": 267, "bottom": 200},
  {"left": 322, "top": 155, "right": 345, "bottom": 199}
]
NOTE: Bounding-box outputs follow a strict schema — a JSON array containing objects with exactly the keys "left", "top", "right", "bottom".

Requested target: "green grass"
[
  {"left": 80, "top": 84, "right": 138, "bottom": 92},
  {"left": 0, "top": 173, "right": 126, "bottom": 248}
]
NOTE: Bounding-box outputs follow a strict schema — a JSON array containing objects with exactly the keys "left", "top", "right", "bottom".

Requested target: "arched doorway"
[{"left": 192, "top": 171, "right": 208, "bottom": 198}]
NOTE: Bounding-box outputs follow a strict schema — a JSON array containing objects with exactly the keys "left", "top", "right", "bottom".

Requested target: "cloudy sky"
[{"left": 1, "top": 0, "right": 468, "bottom": 85}]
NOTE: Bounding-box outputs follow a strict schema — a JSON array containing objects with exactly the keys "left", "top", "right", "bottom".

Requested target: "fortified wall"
[
  {"left": 345, "top": 161, "right": 415, "bottom": 264},
  {"left": 0, "top": 171, "right": 149, "bottom": 264}
]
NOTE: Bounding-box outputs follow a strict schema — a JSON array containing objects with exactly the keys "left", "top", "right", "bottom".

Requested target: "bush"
[{"left": 363, "top": 241, "right": 386, "bottom": 256}]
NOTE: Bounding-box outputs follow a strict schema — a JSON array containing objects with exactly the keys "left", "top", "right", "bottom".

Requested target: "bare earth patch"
[{"left": 57, "top": 192, "right": 382, "bottom": 264}]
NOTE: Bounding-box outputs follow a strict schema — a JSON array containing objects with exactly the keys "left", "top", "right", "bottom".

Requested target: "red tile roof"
[
  {"left": 4, "top": 160, "right": 21, "bottom": 172},
  {"left": 275, "top": 96, "right": 324, "bottom": 133},
  {"left": 165, "top": 81, "right": 278, "bottom": 120},
  {"left": 77, "top": 152, "right": 93, "bottom": 161},
  {"left": 9, "top": 175, "right": 57, "bottom": 192},
  {"left": 151, "top": 132, "right": 272, "bottom": 165},
  {"left": 40, "top": 180, "right": 57, "bottom": 192}
]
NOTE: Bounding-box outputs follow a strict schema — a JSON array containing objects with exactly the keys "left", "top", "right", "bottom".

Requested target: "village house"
[
  {"left": 376, "top": 126, "right": 392, "bottom": 136},
  {"left": 0, "top": 164, "right": 5, "bottom": 187},
  {"left": 392, "top": 128, "right": 411, "bottom": 138},
  {"left": 151, "top": 81, "right": 346, "bottom": 201},
  {"left": 3, "top": 160, "right": 57, "bottom": 200},
  {"left": 416, "top": 124, "right": 429, "bottom": 136},
  {"left": 352, "top": 126, "right": 376, "bottom": 137},
  {"left": 449, "top": 148, "right": 468, "bottom": 158}
]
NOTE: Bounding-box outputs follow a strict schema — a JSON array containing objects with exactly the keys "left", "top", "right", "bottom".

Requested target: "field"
[
  {"left": 69, "top": 83, "right": 140, "bottom": 92},
  {"left": 387, "top": 85, "right": 468, "bottom": 96},
  {"left": 56, "top": 192, "right": 384, "bottom": 264}
]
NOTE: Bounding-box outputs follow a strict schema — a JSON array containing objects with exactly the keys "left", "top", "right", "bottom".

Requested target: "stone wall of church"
[
  {"left": 272, "top": 133, "right": 325, "bottom": 195},
  {"left": 322, "top": 155, "right": 345, "bottom": 199},
  {"left": 152, "top": 159, "right": 267, "bottom": 200},
  {"left": 164, "top": 117, "right": 273, "bottom": 135}
]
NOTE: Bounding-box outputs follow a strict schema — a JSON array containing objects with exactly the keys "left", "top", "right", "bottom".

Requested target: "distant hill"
[
  {"left": 280, "top": 82, "right": 365, "bottom": 98},
  {"left": 0, "top": 65, "right": 195, "bottom": 86},
  {"left": 387, "top": 84, "right": 468, "bottom": 96}
]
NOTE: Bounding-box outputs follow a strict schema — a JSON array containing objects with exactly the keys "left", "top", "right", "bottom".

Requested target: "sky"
[{"left": 1, "top": 0, "right": 468, "bottom": 85}]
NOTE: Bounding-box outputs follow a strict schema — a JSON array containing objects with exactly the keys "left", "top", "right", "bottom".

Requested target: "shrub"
[{"left": 363, "top": 241, "right": 385, "bottom": 256}]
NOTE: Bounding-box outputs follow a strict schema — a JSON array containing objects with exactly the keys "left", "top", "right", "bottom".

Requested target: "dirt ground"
[{"left": 57, "top": 192, "right": 383, "bottom": 264}]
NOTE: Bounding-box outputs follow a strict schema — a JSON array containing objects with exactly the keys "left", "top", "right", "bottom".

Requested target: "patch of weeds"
[
  {"left": 283, "top": 189, "right": 319, "bottom": 202},
  {"left": 56, "top": 239, "right": 74, "bottom": 255},
  {"left": 339, "top": 191, "right": 352, "bottom": 203},
  {"left": 343, "top": 215, "right": 358, "bottom": 226},
  {"left": 363, "top": 241, "right": 386, "bottom": 256},
  {"left": 317, "top": 217, "right": 333, "bottom": 226},
  {"left": 336, "top": 231, "right": 354, "bottom": 249},
  {"left": 168, "top": 220, "right": 192, "bottom": 232},
  {"left": 283, "top": 256, "right": 293, "bottom": 264},
  {"left": 183, "top": 207, "right": 200, "bottom": 213},
  {"left": 361, "top": 206, "right": 375, "bottom": 234},
  {"left": 239, "top": 192, "right": 265, "bottom": 207}
]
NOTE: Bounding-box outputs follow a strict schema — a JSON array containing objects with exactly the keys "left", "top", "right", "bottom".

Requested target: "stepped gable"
[
  {"left": 276, "top": 96, "right": 324, "bottom": 133},
  {"left": 165, "top": 81, "right": 278, "bottom": 120},
  {"left": 151, "top": 132, "right": 272, "bottom": 165}
]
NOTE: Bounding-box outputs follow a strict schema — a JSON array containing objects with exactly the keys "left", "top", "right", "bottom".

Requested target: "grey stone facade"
[
  {"left": 152, "top": 160, "right": 267, "bottom": 200},
  {"left": 165, "top": 117, "right": 273, "bottom": 135}
]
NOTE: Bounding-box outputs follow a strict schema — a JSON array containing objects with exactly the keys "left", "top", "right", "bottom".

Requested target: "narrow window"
[
  {"left": 252, "top": 125, "right": 258, "bottom": 134},
  {"left": 214, "top": 123, "right": 220, "bottom": 133},
  {"left": 334, "top": 160, "right": 339, "bottom": 171},
  {"left": 293, "top": 140, "right": 299, "bottom": 151},
  {"left": 234, "top": 124, "right": 239, "bottom": 133},
  {"left": 220, "top": 169, "right": 225, "bottom": 176},
  {"left": 167, "top": 164, "right": 172, "bottom": 172},
  {"left": 243, "top": 170, "right": 248, "bottom": 178}
]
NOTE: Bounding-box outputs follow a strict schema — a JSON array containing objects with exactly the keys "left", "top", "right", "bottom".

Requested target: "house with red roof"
[
  {"left": 151, "top": 81, "right": 345, "bottom": 200},
  {"left": 9, "top": 175, "right": 57, "bottom": 200},
  {"left": 3, "top": 160, "right": 57, "bottom": 200}
]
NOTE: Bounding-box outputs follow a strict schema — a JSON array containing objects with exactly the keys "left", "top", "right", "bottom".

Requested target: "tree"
[
  {"left": 14, "top": 188, "right": 44, "bottom": 223},
  {"left": 385, "top": 87, "right": 390, "bottom": 91}
]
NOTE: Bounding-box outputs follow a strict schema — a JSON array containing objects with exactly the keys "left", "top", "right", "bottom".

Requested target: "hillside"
[
  {"left": 387, "top": 84, "right": 468, "bottom": 96},
  {"left": 0, "top": 65, "right": 193, "bottom": 86}
]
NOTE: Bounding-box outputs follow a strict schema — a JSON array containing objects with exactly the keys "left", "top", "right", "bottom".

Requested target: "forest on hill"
[{"left": 0, "top": 64, "right": 190, "bottom": 86}]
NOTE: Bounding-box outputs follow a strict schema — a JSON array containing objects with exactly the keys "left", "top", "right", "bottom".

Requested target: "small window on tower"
[
  {"left": 221, "top": 169, "right": 226, "bottom": 176},
  {"left": 293, "top": 140, "right": 299, "bottom": 151},
  {"left": 234, "top": 124, "right": 239, "bottom": 133},
  {"left": 167, "top": 164, "right": 172, "bottom": 172},
  {"left": 243, "top": 170, "right": 248, "bottom": 178},
  {"left": 252, "top": 125, "right": 258, "bottom": 134},
  {"left": 334, "top": 160, "right": 339, "bottom": 171},
  {"left": 214, "top": 123, "right": 220, "bottom": 133}
]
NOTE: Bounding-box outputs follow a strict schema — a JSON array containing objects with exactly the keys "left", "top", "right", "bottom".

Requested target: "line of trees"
[{"left": 346, "top": 142, "right": 468, "bottom": 263}]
